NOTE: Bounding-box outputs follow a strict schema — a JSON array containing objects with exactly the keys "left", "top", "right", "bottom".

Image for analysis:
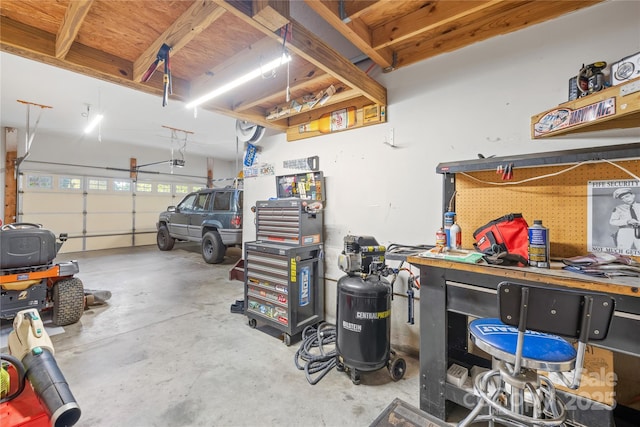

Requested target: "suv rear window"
[{"left": 212, "top": 192, "right": 231, "bottom": 210}]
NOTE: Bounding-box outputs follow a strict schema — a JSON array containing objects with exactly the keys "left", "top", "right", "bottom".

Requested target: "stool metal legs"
[{"left": 457, "top": 362, "right": 567, "bottom": 427}]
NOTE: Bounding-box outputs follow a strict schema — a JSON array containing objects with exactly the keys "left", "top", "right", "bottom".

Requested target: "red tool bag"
[{"left": 473, "top": 213, "right": 529, "bottom": 265}]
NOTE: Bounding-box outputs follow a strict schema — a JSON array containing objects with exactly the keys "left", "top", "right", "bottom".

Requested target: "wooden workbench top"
[{"left": 407, "top": 256, "right": 640, "bottom": 298}]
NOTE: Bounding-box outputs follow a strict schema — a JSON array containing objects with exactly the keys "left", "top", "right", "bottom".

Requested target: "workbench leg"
[{"left": 420, "top": 266, "right": 452, "bottom": 420}]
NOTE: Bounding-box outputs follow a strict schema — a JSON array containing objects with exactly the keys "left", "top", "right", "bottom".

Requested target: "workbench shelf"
[
  {"left": 436, "top": 142, "right": 640, "bottom": 174},
  {"left": 435, "top": 143, "right": 640, "bottom": 261},
  {"left": 409, "top": 257, "right": 640, "bottom": 427},
  {"left": 530, "top": 76, "right": 640, "bottom": 139}
]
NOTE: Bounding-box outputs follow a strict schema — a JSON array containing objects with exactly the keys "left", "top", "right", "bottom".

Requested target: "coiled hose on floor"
[{"left": 294, "top": 322, "right": 336, "bottom": 385}]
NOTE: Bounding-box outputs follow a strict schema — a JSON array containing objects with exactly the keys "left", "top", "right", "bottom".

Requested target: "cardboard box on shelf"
[{"left": 613, "top": 351, "right": 640, "bottom": 411}]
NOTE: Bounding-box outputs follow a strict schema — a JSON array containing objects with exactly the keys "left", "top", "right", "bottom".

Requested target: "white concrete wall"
[{"left": 243, "top": 1, "right": 640, "bottom": 353}]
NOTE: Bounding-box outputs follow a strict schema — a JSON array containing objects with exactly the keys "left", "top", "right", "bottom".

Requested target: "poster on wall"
[{"left": 588, "top": 179, "right": 640, "bottom": 256}]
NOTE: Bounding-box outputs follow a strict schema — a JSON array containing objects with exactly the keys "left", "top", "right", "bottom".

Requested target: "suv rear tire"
[
  {"left": 202, "top": 230, "right": 225, "bottom": 264},
  {"left": 157, "top": 225, "right": 175, "bottom": 251}
]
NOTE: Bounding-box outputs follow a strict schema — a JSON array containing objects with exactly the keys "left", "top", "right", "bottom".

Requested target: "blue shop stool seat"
[{"left": 458, "top": 281, "right": 615, "bottom": 427}]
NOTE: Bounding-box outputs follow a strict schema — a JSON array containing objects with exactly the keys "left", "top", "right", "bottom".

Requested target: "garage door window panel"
[{"left": 59, "top": 177, "right": 82, "bottom": 190}]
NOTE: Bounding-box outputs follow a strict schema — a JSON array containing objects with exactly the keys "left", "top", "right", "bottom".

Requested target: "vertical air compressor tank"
[{"left": 336, "top": 274, "right": 391, "bottom": 374}]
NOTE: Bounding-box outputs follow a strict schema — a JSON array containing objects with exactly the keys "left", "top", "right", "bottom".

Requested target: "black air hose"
[{"left": 294, "top": 323, "right": 337, "bottom": 385}]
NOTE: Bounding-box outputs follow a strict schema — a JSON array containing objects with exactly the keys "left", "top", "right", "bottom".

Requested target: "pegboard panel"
[{"left": 455, "top": 159, "right": 640, "bottom": 259}]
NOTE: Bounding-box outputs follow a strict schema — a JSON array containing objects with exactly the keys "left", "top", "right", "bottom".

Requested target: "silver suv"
[{"left": 156, "top": 187, "right": 243, "bottom": 263}]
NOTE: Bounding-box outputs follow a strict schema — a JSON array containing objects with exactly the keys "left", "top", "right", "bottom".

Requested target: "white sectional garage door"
[{"left": 20, "top": 173, "right": 202, "bottom": 254}]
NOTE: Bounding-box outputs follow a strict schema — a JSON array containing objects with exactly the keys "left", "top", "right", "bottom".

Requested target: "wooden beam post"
[
  {"left": 4, "top": 151, "right": 17, "bottom": 225},
  {"left": 130, "top": 157, "right": 137, "bottom": 181}
]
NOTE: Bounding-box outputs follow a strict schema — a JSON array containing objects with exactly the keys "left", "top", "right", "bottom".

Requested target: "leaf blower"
[{"left": 3, "top": 308, "right": 81, "bottom": 427}]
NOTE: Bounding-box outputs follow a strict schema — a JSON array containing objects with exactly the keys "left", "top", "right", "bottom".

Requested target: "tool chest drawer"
[{"left": 255, "top": 199, "right": 323, "bottom": 245}]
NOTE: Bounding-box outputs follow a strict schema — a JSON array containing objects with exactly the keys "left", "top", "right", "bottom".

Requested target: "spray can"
[
  {"left": 450, "top": 223, "right": 462, "bottom": 250},
  {"left": 528, "top": 220, "right": 549, "bottom": 268},
  {"left": 444, "top": 212, "right": 456, "bottom": 249}
]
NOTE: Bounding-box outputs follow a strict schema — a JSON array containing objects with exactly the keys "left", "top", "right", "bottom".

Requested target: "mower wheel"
[
  {"left": 52, "top": 277, "right": 85, "bottom": 326},
  {"left": 157, "top": 225, "right": 175, "bottom": 251},
  {"left": 202, "top": 231, "right": 225, "bottom": 264}
]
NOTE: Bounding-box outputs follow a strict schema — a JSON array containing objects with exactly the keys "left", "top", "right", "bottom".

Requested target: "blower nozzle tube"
[{"left": 22, "top": 347, "right": 81, "bottom": 427}]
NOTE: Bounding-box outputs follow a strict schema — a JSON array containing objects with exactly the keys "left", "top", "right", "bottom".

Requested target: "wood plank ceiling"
[{"left": 0, "top": 0, "right": 603, "bottom": 140}]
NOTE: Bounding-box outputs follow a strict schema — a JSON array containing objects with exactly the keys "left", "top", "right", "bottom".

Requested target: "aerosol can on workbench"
[
  {"left": 528, "top": 220, "right": 549, "bottom": 268},
  {"left": 444, "top": 212, "right": 456, "bottom": 249},
  {"left": 450, "top": 223, "right": 462, "bottom": 250}
]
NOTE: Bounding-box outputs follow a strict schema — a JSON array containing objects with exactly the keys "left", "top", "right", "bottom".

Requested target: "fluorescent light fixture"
[
  {"left": 84, "top": 114, "right": 104, "bottom": 134},
  {"left": 185, "top": 53, "right": 291, "bottom": 109}
]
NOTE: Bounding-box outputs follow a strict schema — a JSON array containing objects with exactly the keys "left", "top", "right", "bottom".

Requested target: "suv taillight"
[{"left": 231, "top": 214, "right": 242, "bottom": 229}]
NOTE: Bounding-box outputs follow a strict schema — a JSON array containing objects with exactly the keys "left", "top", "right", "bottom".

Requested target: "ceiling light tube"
[
  {"left": 84, "top": 114, "right": 104, "bottom": 134},
  {"left": 185, "top": 53, "right": 291, "bottom": 109}
]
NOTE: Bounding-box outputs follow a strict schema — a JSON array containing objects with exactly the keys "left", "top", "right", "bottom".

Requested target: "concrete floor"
[{"left": 2, "top": 244, "right": 428, "bottom": 427}]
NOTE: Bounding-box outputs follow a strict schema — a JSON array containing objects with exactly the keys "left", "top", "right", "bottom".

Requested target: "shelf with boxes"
[{"left": 531, "top": 76, "right": 640, "bottom": 139}]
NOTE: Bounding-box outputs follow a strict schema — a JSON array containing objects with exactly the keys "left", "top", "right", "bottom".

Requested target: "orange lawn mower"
[
  {"left": 1, "top": 223, "right": 84, "bottom": 426},
  {"left": 1, "top": 223, "right": 85, "bottom": 328}
]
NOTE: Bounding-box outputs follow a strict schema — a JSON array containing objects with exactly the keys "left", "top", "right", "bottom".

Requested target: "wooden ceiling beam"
[
  {"left": 370, "top": 0, "right": 505, "bottom": 50},
  {"left": 304, "top": 0, "right": 394, "bottom": 69},
  {"left": 132, "top": 0, "right": 226, "bottom": 82},
  {"left": 0, "top": 16, "right": 189, "bottom": 100},
  {"left": 252, "top": 0, "right": 290, "bottom": 31},
  {"left": 339, "top": 0, "right": 379, "bottom": 20},
  {"left": 0, "top": 14, "right": 280, "bottom": 130},
  {"left": 391, "top": 0, "right": 602, "bottom": 69},
  {"left": 279, "top": 19, "right": 386, "bottom": 106},
  {"left": 216, "top": 0, "right": 386, "bottom": 107},
  {"left": 55, "top": 0, "right": 94, "bottom": 59},
  {"left": 1, "top": 17, "right": 55, "bottom": 58}
]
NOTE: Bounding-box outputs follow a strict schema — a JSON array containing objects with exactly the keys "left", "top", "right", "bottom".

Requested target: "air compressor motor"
[{"left": 335, "top": 235, "right": 406, "bottom": 385}]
